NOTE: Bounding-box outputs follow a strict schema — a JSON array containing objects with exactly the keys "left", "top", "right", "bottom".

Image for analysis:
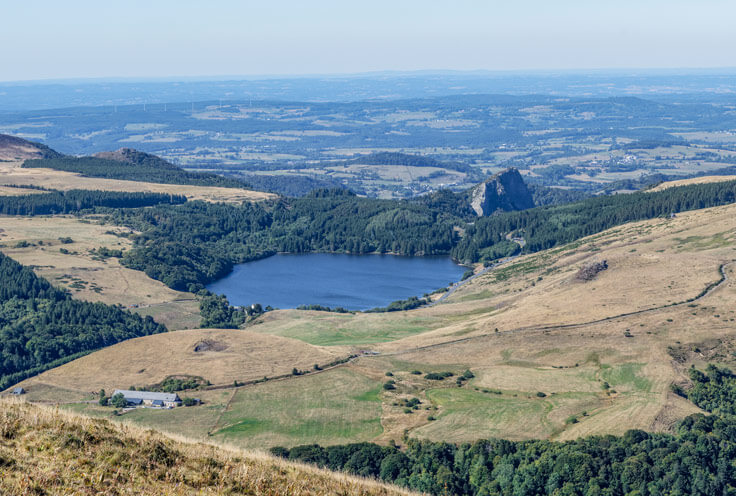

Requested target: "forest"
[
  {"left": 0, "top": 189, "right": 185, "bottom": 216},
  {"left": 0, "top": 252, "right": 166, "bottom": 390},
  {"left": 108, "top": 179, "right": 736, "bottom": 292},
  {"left": 111, "top": 188, "right": 461, "bottom": 291},
  {"left": 275, "top": 366, "right": 736, "bottom": 495},
  {"left": 451, "top": 179, "right": 736, "bottom": 263}
]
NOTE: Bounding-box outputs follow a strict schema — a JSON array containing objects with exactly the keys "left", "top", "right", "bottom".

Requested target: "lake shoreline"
[{"left": 207, "top": 253, "right": 467, "bottom": 311}]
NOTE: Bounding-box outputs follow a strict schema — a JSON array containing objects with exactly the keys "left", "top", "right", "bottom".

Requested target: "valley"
[
  {"left": 10, "top": 193, "right": 736, "bottom": 450},
  {"left": 2, "top": 109, "right": 736, "bottom": 495}
]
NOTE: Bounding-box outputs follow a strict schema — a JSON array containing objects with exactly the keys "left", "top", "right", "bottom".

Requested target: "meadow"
[{"left": 15, "top": 194, "right": 736, "bottom": 448}]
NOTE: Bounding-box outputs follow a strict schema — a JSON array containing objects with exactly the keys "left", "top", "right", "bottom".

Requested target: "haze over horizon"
[{"left": 2, "top": 0, "right": 735, "bottom": 82}]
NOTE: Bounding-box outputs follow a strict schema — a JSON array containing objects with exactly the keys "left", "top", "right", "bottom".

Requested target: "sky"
[{"left": 2, "top": 0, "right": 735, "bottom": 82}]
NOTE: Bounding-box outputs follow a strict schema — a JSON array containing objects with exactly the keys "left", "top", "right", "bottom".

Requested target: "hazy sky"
[{"left": 2, "top": 0, "right": 734, "bottom": 81}]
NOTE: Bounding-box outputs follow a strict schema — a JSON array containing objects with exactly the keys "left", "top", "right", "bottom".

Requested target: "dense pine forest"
[
  {"left": 275, "top": 412, "right": 736, "bottom": 496},
  {"left": 0, "top": 252, "right": 166, "bottom": 389},
  {"left": 111, "top": 188, "right": 461, "bottom": 290},
  {"left": 452, "top": 179, "right": 736, "bottom": 262},
  {"left": 276, "top": 366, "right": 736, "bottom": 495},
  {"left": 0, "top": 189, "right": 185, "bottom": 215},
  {"left": 107, "top": 179, "right": 736, "bottom": 292},
  {"left": 23, "top": 154, "right": 250, "bottom": 188}
]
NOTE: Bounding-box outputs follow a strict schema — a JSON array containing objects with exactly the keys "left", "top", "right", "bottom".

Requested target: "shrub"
[
  {"left": 110, "top": 393, "right": 127, "bottom": 408},
  {"left": 425, "top": 372, "right": 454, "bottom": 381}
]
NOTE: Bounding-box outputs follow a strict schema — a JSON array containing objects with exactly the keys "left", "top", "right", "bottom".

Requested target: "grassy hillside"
[
  {"left": 0, "top": 134, "right": 60, "bottom": 161},
  {"left": 18, "top": 198, "right": 736, "bottom": 449},
  {"left": 0, "top": 399, "right": 416, "bottom": 496}
]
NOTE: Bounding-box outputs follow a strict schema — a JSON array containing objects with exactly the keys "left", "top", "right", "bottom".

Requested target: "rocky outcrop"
[{"left": 470, "top": 168, "right": 534, "bottom": 216}]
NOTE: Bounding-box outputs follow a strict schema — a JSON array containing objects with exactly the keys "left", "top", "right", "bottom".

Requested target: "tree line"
[
  {"left": 0, "top": 189, "right": 185, "bottom": 216},
  {"left": 0, "top": 252, "right": 166, "bottom": 389}
]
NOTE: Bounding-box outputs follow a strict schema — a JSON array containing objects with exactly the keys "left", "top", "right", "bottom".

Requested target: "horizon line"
[{"left": 3, "top": 66, "right": 736, "bottom": 85}]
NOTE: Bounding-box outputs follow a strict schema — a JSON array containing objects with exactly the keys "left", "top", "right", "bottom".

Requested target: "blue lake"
[{"left": 206, "top": 253, "right": 466, "bottom": 311}]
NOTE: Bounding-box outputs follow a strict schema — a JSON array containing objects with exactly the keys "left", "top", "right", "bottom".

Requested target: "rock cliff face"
[{"left": 470, "top": 168, "right": 534, "bottom": 216}]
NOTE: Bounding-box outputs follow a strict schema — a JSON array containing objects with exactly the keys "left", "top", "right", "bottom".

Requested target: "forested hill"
[
  {"left": 23, "top": 151, "right": 250, "bottom": 188},
  {"left": 105, "top": 179, "right": 736, "bottom": 293},
  {"left": 113, "top": 188, "right": 462, "bottom": 291},
  {"left": 275, "top": 411, "right": 735, "bottom": 495},
  {"left": 0, "top": 252, "right": 166, "bottom": 390},
  {"left": 452, "top": 178, "right": 736, "bottom": 262}
]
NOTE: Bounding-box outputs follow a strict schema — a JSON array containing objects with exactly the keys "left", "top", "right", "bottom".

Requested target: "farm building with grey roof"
[{"left": 112, "top": 389, "right": 181, "bottom": 408}]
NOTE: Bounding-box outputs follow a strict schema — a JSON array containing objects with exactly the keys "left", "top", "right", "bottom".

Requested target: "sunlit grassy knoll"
[
  {"left": 648, "top": 175, "right": 736, "bottom": 192},
  {"left": 0, "top": 399, "right": 416, "bottom": 496},
  {"left": 18, "top": 328, "right": 346, "bottom": 394}
]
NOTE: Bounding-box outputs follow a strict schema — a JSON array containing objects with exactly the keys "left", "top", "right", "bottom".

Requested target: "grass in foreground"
[{"left": 0, "top": 398, "right": 416, "bottom": 496}]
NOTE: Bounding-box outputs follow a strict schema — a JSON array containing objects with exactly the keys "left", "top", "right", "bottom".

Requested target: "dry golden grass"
[
  {"left": 0, "top": 185, "right": 47, "bottom": 196},
  {"left": 0, "top": 399, "right": 418, "bottom": 496},
  {"left": 0, "top": 142, "right": 46, "bottom": 161},
  {"left": 19, "top": 328, "right": 348, "bottom": 394},
  {"left": 648, "top": 175, "right": 736, "bottom": 191},
  {"left": 0, "top": 160, "right": 276, "bottom": 203},
  {"left": 0, "top": 216, "right": 191, "bottom": 316},
  {"left": 238, "top": 201, "right": 736, "bottom": 442}
]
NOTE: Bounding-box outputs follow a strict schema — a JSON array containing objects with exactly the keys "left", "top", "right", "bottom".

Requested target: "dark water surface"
[{"left": 206, "top": 253, "right": 466, "bottom": 311}]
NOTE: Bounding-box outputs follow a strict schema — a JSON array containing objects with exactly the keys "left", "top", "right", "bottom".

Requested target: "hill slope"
[
  {"left": 19, "top": 198, "right": 736, "bottom": 450},
  {"left": 0, "top": 399, "right": 415, "bottom": 496},
  {"left": 0, "top": 134, "right": 59, "bottom": 161}
]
